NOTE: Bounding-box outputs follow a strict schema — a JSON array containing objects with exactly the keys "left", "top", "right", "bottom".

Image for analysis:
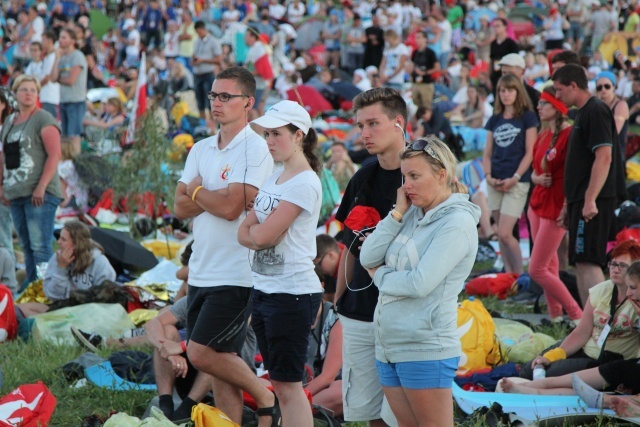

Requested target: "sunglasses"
[
  {"left": 596, "top": 84, "right": 612, "bottom": 91},
  {"left": 207, "top": 92, "right": 248, "bottom": 102},
  {"left": 405, "top": 138, "right": 442, "bottom": 164}
]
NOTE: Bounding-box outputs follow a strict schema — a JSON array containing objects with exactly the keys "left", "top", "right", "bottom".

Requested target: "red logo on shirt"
[{"left": 221, "top": 164, "right": 231, "bottom": 180}]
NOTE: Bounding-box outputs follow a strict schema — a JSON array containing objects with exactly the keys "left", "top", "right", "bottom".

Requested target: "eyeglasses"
[
  {"left": 596, "top": 84, "right": 612, "bottom": 92},
  {"left": 608, "top": 261, "right": 630, "bottom": 271},
  {"left": 207, "top": 92, "right": 248, "bottom": 102},
  {"left": 405, "top": 137, "right": 443, "bottom": 164},
  {"left": 538, "top": 100, "right": 550, "bottom": 107},
  {"left": 17, "top": 88, "right": 37, "bottom": 94}
]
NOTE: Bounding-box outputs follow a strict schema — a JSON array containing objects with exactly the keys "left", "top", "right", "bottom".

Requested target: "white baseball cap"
[
  {"left": 498, "top": 53, "right": 525, "bottom": 69},
  {"left": 251, "top": 100, "right": 312, "bottom": 134},
  {"left": 354, "top": 69, "right": 367, "bottom": 79}
]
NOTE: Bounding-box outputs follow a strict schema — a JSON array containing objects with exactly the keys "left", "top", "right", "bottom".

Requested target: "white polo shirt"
[{"left": 179, "top": 125, "right": 273, "bottom": 288}]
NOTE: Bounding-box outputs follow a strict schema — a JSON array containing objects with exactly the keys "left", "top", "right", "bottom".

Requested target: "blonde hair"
[
  {"left": 494, "top": 74, "right": 533, "bottom": 118},
  {"left": 12, "top": 74, "right": 41, "bottom": 93},
  {"left": 400, "top": 135, "right": 468, "bottom": 194},
  {"left": 106, "top": 98, "right": 124, "bottom": 115},
  {"left": 61, "top": 136, "right": 77, "bottom": 160}
]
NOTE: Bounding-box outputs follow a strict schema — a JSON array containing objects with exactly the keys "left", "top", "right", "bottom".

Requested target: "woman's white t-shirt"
[
  {"left": 251, "top": 168, "right": 323, "bottom": 295},
  {"left": 382, "top": 43, "right": 409, "bottom": 85},
  {"left": 164, "top": 32, "right": 180, "bottom": 57}
]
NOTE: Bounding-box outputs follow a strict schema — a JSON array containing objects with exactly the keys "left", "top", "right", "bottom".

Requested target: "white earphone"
[{"left": 395, "top": 123, "right": 402, "bottom": 130}]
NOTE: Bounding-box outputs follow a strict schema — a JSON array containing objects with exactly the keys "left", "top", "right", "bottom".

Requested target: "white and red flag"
[{"left": 125, "top": 52, "right": 147, "bottom": 146}]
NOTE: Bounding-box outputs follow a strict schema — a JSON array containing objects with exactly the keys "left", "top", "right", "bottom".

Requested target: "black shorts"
[
  {"left": 567, "top": 198, "right": 616, "bottom": 267},
  {"left": 252, "top": 290, "right": 322, "bottom": 382},
  {"left": 599, "top": 358, "right": 640, "bottom": 393},
  {"left": 187, "top": 285, "right": 252, "bottom": 354}
]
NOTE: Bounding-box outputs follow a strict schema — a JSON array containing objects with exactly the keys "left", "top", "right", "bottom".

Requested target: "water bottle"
[{"left": 532, "top": 363, "right": 546, "bottom": 380}]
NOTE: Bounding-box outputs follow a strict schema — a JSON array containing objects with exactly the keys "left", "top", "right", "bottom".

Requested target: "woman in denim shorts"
[{"left": 361, "top": 136, "right": 481, "bottom": 426}]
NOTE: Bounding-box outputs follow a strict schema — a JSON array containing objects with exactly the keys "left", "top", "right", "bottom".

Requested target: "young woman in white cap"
[{"left": 238, "top": 100, "right": 323, "bottom": 427}]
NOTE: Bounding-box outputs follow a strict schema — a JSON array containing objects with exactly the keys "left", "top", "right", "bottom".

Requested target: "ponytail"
[
  {"left": 450, "top": 178, "right": 468, "bottom": 195},
  {"left": 303, "top": 128, "right": 321, "bottom": 172}
]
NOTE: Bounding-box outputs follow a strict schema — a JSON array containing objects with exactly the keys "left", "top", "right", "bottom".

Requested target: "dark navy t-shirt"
[{"left": 485, "top": 110, "right": 538, "bottom": 182}]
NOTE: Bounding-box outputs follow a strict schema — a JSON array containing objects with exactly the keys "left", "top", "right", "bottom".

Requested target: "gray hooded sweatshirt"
[
  {"left": 43, "top": 248, "right": 116, "bottom": 301},
  {"left": 360, "top": 193, "right": 480, "bottom": 364}
]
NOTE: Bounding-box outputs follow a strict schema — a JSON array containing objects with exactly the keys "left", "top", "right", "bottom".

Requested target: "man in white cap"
[
  {"left": 499, "top": 53, "right": 541, "bottom": 115},
  {"left": 124, "top": 18, "right": 141, "bottom": 66},
  {"left": 366, "top": 65, "right": 381, "bottom": 88},
  {"left": 353, "top": 68, "right": 372, "bottom": 91}
]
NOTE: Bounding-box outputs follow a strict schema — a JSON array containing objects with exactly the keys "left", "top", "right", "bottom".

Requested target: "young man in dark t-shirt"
[
  {"left": 334, "top": 88, "right": 405, "bottom": 427},
  {"left": 553, "top": 64, "right": 626, "bottom": 305},
  {"left": 489, "top": 18, "right": 519, "bottom": 92},
  {"left": 410, "top": 31, "right": 439, "bottom": 109}
]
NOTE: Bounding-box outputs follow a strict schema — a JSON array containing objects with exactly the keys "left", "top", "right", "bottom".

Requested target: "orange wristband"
[
  {"left": 191, "top": 186, "right": 204, "bottom": 202},
  {"left": 180, "top": 340, "right": 187, "bottom": 353}
]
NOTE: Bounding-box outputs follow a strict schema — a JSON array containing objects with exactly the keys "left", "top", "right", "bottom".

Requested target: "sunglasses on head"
[
  {"left": 596, "top": 83, "right": 612, "bottom": 91},
  {"left": 405, "top": 138, "right": 442, "bottom": 164}
]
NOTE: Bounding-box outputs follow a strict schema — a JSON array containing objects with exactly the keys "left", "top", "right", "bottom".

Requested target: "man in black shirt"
[
  {"left": 363, "top": 15, "right": 385, "bottom": 69},
  {"left": 489, "top": 18, "right": 519, "bottom": 91},
  {"left": 553, "top": 64, "right": 625, "bottom": 305},
  {"left": 334, "top": 88, "right": 405, "bottom": 427},
  {"left": 410, "top": 31, "right": 439, "bottom": 109}
]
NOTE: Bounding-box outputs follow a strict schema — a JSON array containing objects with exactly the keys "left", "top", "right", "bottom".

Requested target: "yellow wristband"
[
  {"left": 191, "top": 185, "right": 204, "bottom": 202},
  {"left": 390, "top": 209, "right": 403, "bottom": 222},
  {"left": 542, "top": 347, "right": 566, "bottom": 363}
]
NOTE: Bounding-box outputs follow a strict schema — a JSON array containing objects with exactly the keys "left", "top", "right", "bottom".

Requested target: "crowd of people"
[{"left": 2, "top": 0, "right": 640, "bottom": 425}]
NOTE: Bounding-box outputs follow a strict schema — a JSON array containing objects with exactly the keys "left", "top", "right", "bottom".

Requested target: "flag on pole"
[{"left": 125, "top": 52, "right": 147, "bottom": 146}]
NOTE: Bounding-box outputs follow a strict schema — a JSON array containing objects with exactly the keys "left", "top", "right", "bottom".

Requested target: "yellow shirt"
[
  {"left": 583, "top": 280, "right": 640, "bottom": 360},
  {"left": 178, "top": 23, "right": 198, "bottom": 57}
]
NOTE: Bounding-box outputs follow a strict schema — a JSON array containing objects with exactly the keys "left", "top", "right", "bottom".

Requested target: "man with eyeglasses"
[
  {"left": 173, "top": 66, "right": 275, "bottom": 425},
  {"left": 552, "top": 64, "right": 627, "bottom": 306}
]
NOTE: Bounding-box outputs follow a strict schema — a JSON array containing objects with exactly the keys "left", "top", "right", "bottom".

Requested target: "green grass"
[
  {"left": 0, "top": 339, "right": 155, "bottom": 425},
  {"left": 0, "top": 295, "right": 626, "bottom": 427}
]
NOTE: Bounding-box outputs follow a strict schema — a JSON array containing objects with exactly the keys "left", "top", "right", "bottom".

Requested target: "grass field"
[{"left": 0, "top": 297, "right": 629, "bottom": 426}]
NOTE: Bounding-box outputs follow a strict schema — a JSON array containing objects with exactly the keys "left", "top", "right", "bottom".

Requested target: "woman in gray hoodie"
[{"left": 360, "top": 135, "right": 480, "bottom": 427}]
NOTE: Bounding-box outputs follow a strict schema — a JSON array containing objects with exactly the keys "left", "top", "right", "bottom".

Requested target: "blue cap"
[{"left": 596, "top": 71, "right": 617, "bottom": 87}]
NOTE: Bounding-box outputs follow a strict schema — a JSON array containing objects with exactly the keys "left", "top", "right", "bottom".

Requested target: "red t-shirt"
[
  {"left": 529, "top": 126, "right": 571, "bottom": 220},
  {"left": 331, "top": 243, "right": 346, "bottom": 279}
]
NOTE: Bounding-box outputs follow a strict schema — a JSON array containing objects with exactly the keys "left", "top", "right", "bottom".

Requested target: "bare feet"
[
  {"left": 610, "top": 395, "right": 640, "bottom": 418},
  {"left": 499, "top": 378, "right": 540, "bottom": 395}
]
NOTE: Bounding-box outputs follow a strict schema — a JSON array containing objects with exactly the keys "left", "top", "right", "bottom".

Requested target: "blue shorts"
[
  {"left": 376, "top": 357, "right": 459, "bottom": 389},
  {"left": 60, "top": 102, "right": 86, "bottom": 137}
]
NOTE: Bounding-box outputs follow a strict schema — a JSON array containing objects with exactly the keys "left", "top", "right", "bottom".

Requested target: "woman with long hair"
[
  {"left": 483, "top": 73, "right": 538, "bottom": 275},
  {"left": 238, "top": 100, "right": 323, "bottom": 427},
  {"left": 528, "top": 86, "right": 582, "bottom": 323},
  {"left": 17, "top": 221, "right": 116, "bottom": 317},
  {"left": 43, "top": 221, "right": 116, "bottom": 301},
  {"left": 1, "top": 75, "right": 63, "bottom": 289},
  {"left": 360, "top": 136, "right": 480, "bottom": 427}
]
